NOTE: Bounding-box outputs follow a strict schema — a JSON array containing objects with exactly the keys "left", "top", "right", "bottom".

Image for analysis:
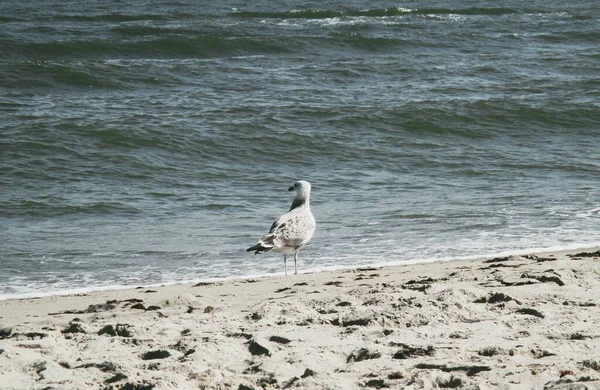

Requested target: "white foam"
[
  {"left": 2, "top": 243, "right": 598, "bottom": 302},
  {"left": 575, "top": 207, "right": 600, "bottom": 218}
]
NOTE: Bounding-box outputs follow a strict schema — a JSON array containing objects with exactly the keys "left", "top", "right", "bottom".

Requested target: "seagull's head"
[{"left": 288, "top": 180, "right": 311, "bottom": 199}]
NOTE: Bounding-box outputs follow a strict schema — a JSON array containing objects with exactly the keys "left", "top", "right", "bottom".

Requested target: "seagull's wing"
[
  {"left": 271, "top": 211, "right": 315, "bottom": 249},
  {"left": 248, "top": 207, "right": 315, "bottom": 254},
  {"left": 268, "top": 218, "right": 280, "bottom": 234},
  {"left": 247, "top": 212, "right": 290, "bottom": 253}
]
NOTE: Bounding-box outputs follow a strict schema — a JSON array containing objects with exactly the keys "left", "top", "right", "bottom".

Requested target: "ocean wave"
[
  {"left": 1, "top": 35, "right": 289, "bottom": 60},
  {"left": 4, "top": 61, "right": 110, "bottom": 88},
  {"left": 575, "top": 207, "right": 600, "bottom": 219},
  {"left": 0, "top": 59, "right": 190, "bottom": 89},
  {"left": 0, "top": 15, "right": 25, "bottom": 22},
  {"left": 0, "top": 12, "right": 188, "bottom": 24},
  {"left": 42, "top": 13, "right": 173, "bottom": 23},
  {"left": 0, "top": 200, "right": 142, "bottom": 218},
  {"left": 110, "top": 24, "right": 201, "bottom": 37},
  {"left": 232, "top": 7, "right": 522, "bottom": 19},
  {"left": 533, "top": 30, "right": 600, "bottom": 42}
]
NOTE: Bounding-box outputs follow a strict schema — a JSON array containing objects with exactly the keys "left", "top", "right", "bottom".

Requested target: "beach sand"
[{"left": 1, "top": 248, "right": 599, "bottom": 390}]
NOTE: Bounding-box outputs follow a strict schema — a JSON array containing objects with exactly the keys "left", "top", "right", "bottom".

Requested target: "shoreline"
[
  {"left": 1, "top": 247, "right": 599, "bottom": 389},
  {"left": 2, "top": 243, "right": 599, "bottom": 302}
]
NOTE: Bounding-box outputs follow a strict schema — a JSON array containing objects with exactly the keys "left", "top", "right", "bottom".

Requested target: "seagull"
[{"left": 247, "top": 180, "right": 316, "bottom": 275}]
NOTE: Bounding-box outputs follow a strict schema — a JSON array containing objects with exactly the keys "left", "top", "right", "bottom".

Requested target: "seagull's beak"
[{"left": 288, "top": 186, "right": 294, "bottom": 192}]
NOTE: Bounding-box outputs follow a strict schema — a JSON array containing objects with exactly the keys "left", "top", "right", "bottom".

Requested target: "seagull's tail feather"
[
  {"left": 246, "top": 243, "right": 273, "bottom": 255},
  {"left": 247, "top": 234, "right": 275, "bottom": 255}
]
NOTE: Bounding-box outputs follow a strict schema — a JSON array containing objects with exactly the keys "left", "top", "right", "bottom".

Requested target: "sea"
[{"left": 1, "top": 0, "right": 599, "bottom": 299}]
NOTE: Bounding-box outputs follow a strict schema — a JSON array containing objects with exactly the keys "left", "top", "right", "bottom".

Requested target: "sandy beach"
[{"left": 1, "top": 248, "right": 599, "bottom": 390}]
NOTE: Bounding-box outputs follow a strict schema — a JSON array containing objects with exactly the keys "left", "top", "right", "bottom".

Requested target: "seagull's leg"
[
  {"left": 284, "top": 254, "right": 287, "bottom": 276},
  {"left": 294, "top": 251, "right": 298, "bottom": 275}
]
